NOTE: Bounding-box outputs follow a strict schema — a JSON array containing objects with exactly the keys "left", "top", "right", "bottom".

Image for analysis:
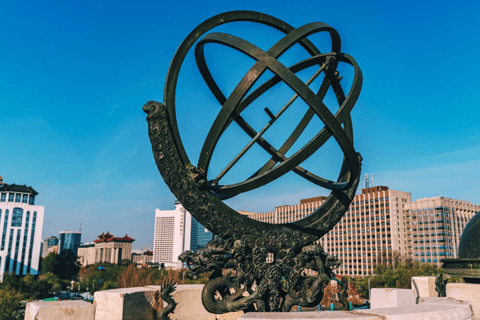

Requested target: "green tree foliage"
[
  {"left": 40, "top": 250, "right": 80, "bottom": 280},
  {"left": 353, "top": 259, "right": 442, "bottom": 298},
  {"left": 41, "top": 252, "right": 58, "bottom": 274},
  {"left": 0, "top": 288, "right": 24, "bottom": 320}
]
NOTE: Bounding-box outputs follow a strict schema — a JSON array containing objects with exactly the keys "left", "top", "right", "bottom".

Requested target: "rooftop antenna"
[
  {"left": 370, "top": 173, "right": 374, "bottom": 187},
  {"left": 364, "top": 173, "right": 369, "bottom": 188}
]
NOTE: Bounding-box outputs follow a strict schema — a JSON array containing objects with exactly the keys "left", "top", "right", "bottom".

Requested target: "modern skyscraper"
[
  {"left": 58, "top": 231, "right": 82, "bottom": 256},
  {"left": 153, "top": 201, "right": 191, "bottom": 269},
  {"left": 0, "top": 176, "right": 44, "bottom": 281}
]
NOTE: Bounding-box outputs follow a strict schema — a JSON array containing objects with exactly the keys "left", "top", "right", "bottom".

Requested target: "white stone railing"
[{"left": 24, "top": 280, "right": 477, "bottom": 320}]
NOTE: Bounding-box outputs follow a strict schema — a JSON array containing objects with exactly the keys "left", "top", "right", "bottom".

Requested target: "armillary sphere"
[{"left": 144, "top": 10, "right": 362, "bottom": 253}]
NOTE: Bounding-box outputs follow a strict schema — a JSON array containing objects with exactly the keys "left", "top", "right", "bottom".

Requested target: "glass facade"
[
  {"left": 190, "top": 217, "right": 213, "bottom": 251},
  {"left": 11, "top": 208, "right": 23, "bottom": 227},
  {"left": 59, "top": 232, "right": 82, "bottom": 256}
]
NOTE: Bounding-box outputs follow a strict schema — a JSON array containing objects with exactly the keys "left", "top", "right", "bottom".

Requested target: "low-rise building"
[
  {"left": 76, "top": 232, "right": 134, "bottom": 266},
  {"left": 132, "top": 250, "right": 153, "bottom": 264}
]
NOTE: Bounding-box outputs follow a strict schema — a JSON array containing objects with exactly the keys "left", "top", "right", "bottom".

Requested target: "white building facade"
[
  {"left": 0, "top": 179, "right": 44, "bottom": 281},
  {"left": 153, "top": 201, "right": 191, "bottom": 269}
]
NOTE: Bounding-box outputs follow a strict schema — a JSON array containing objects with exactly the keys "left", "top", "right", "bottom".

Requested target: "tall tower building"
[
  {"left": 0, "top": 177, "right": 44, "bottom": 281},
  {"left": 153, "top": 201, "right": 191, "bottom": 269},
  {"left": 58, "top": 231, "right": 82, "bottom": 256}
]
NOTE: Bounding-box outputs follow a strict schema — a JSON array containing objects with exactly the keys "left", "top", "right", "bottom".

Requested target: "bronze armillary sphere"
[{"left": 144, "top": 10, "right": 362, "bottom": 313}]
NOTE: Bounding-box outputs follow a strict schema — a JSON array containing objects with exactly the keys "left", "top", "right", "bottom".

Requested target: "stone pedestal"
[
  {"left": 145, "top": 284, "right": 244, "bottom": 320},
  {"left": 447, "top": 283, "right": 480, "bottom": 316},
  {"left": 370, "top": 288, "right": 415, "bottom": 309},
  {"left": 94, "top": 286, "right": 160, "bottom": 320},
  {"left": 411, "top": 276, "right": 438, "bottom": 299},
  {"left": 24, "top": 300, "right": 94, "bottom": 320}
]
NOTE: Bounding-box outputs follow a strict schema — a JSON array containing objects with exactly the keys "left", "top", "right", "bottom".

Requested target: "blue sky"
[{"left": 1, "top": 0, "right": 479, "bottom": 249}]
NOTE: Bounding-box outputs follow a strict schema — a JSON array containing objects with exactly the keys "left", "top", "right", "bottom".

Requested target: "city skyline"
[{"left": 2, "top": 0, "right": 480, "bottom": 249}]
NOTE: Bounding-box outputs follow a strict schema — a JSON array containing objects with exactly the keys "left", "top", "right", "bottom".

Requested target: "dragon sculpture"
[
  {"left": 179, "top": 235, "right": 342, "bottom": 313},
  {"left": 157, "top": 278, "right": 177, "bottom": 320}
]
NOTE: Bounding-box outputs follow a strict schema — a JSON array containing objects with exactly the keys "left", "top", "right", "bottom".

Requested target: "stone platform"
[{"left": 238, "top": 297, "right": 473, "bottom": 320}]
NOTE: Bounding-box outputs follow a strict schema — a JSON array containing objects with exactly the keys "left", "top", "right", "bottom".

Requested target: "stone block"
[
  {"left": 145, "top": 284, "right": 244, "bottom": 320},
  {"left": 24, "top": 300, "right": 94, "bottom": 320},
  {"left": 447, "top": 283, "right": 480, "bottom": 316},
  {"left": 94, "top": 286, "right": 160, "bottom": 320},
  {"left": 370, "top": 288, "right": 415, "bottom": 309},
  {"left": 411, "top": 276, "right": 438, "bottom": 299}
]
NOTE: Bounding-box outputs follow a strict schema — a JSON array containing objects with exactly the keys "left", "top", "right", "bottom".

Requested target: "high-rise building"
[
  {"left": 153, "top": 201, "right": 191, "bottom": 269},
  {"left": 253, "top": 186, "right": 411, "bottom": 276},
  {"left": 190, "top": 217, "right": 213, "bottom": 251},
  {"left": 248, "top": 186, "right": 480, "bottom": 275},
  {"left": 406, "top": 196, "right": 480, "bottom": 267},
  {"left": 0, "top": 176, "right": 44, "bottom": 281},
  {"left": 40, "top": 236, "right": 59, "bottom": 258},
  {"left": 58, "top": 231, "right": 82, "bottom": 256}
]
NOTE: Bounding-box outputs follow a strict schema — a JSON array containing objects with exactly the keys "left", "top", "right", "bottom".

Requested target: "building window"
[
  {"left": 11, "top": 208, "right": 24, "bottom": 227},
  {"left": 29, "top": 195, "right": 35, "bottom": 205},
  {"left": 15, "top": 194, "right": 21, "bottom": 203},
  {"left": 1, "top": 193, "right": 5, "bottom": 202},
  {"left": 22, "top": 195, "right": 28, "bottom": 203},
  {"left": 8, "top": 193, "right": 14, "bottom": 202}
]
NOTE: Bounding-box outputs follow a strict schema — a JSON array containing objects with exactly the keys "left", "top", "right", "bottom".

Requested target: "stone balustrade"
[{"left": 24, "top": 282, "right": 477, "bottom": 320}]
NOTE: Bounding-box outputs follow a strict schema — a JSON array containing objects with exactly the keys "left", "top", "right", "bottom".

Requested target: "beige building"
[
  {"left": 406, "top": 196, "right": 480, "bottom": 267},
  {"left": 47, "top": 245, "right": 59, "bottom": 256},
  {"left": 250, "top": 186, "right": 411, "bottom": 276},
  {"left": 132, "top": 250, "right": 153, "bottom": 264},
  {"left": 77, "top": 232, "right": 134, "bottom": 266},
  {"left": 77, "top": 243, "right": 95, "bottom": 267},
  {"left": 247, "top": 186, "right": 480, "bottom": 275}
]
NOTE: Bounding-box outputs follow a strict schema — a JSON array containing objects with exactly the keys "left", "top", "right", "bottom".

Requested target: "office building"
[
  {"left": 132, "top": 250, "right": 153, "bottom": 264},
  {"left": 0, "top": 176, "right": 44, "bottom": 281},
  {"left": 253, "top": 186, "right": 411, "bottom": 276},
  {"left": 249, "top": 186, "right": 480, "bottom": 275},
  {"left": 406, "top": 196, "right": 480, "bottom": 267},
  {"left": 153, "top": 201, "right": 191, "bottom": 269},
  {"left": 59, "top": 231, "right": 82, "bottom": 256},
  {"left": 41, "top": 236, "right": 59, "bottom": 258}
]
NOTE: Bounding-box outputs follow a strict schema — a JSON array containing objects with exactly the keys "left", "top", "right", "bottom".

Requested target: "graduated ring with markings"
[{"left": 144, "top": 10, "right": 363, "bottom": 252}]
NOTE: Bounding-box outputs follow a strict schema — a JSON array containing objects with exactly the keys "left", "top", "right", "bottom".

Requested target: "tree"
[
  {"left": 353, "top": 259, "right": 442, "bottom": 298},
  {"left": 0, "top": 288, "right": 24, "bottom": 320},
  {"left": 41, "top": 252, "right": 58, "bottom": 274},
  {"left": 40, "top": 250, "right": 80, "bottom": 280},
  {"left": 56, "top": 249, "right": 80, "bottom": 279}
]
